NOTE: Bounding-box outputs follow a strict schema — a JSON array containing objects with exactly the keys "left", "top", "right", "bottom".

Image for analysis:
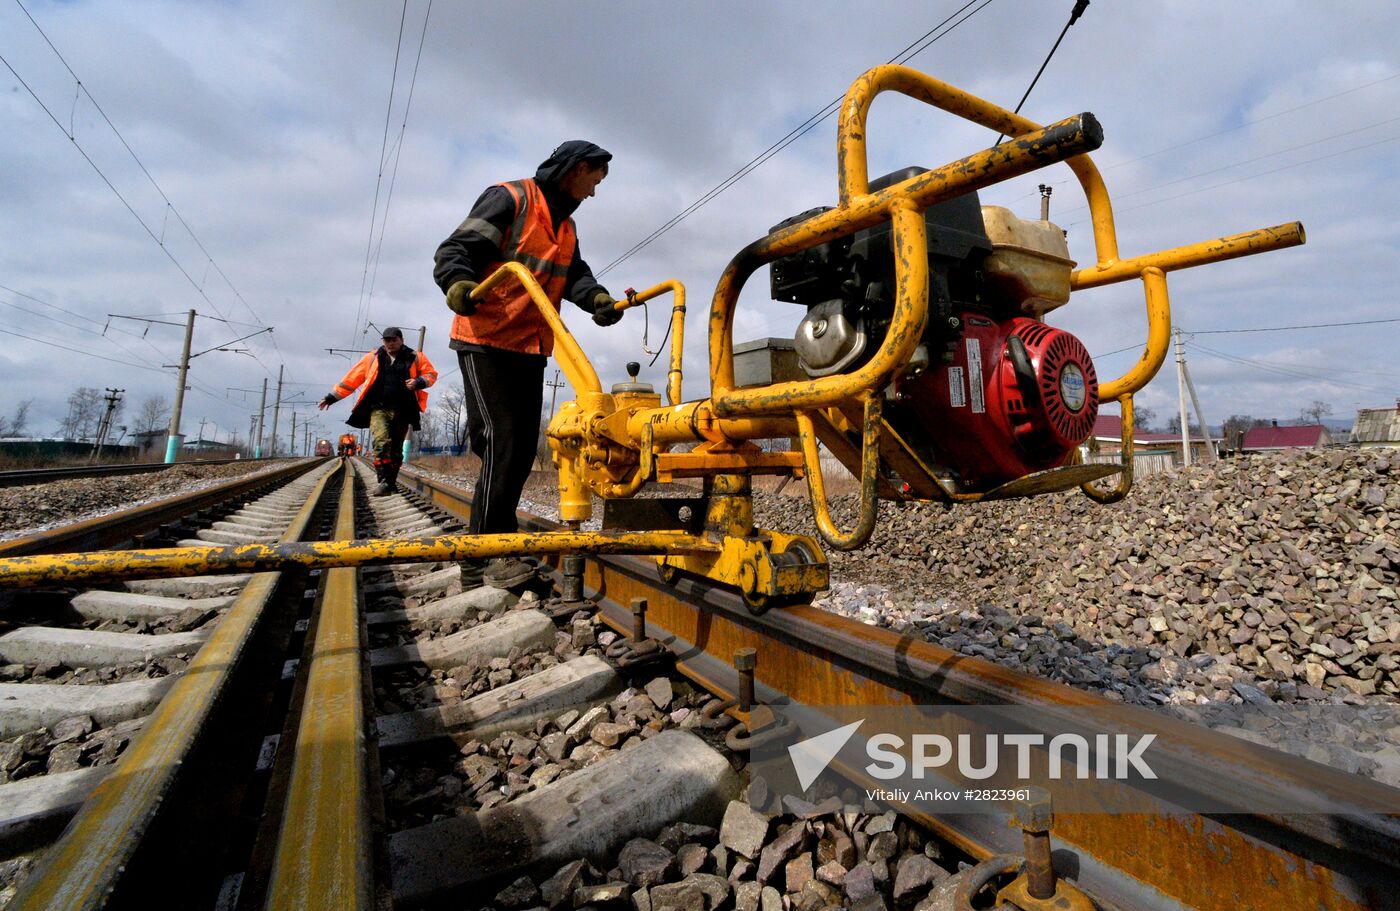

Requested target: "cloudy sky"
[{"left": 2, "top": 0, "right": 1397, "bottom": 450}]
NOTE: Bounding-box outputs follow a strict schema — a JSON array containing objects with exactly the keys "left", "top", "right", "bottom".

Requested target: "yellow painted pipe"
[
  {"left": 268, "top": 473, "right": 371, "bottom": 911},
  {"left": 1083, "top": 394, "right": 1136, "bottom": 504},
  {"left": 713, "top": 198, "right": 929, "bottom": 417},
  {"left": 707, "top": 114, "right": 1103, "bottom": 411},
  {"left": 476, "top": 261, "right": 601, "bottom": 394},
  {"left": 8, "top": 463, "right": 341, "bottom": 911},
  {"left": 0, "top": 529, "right": 712, "bottom": 589},
  {"left": 795, "top": 394, "right": 883, "bottom": 551},
  {"left": 614, "top": 280, "right": 687, "bottom": 405},
  {"left": 836, "top": 64, "right": 1121, "bottom": 268},
  {"left": 1098, "top": 267, "right": 1171, "bottom": 401},
  {"left": 1070, "top": 222, "right": 1306, "bottom": 291}
]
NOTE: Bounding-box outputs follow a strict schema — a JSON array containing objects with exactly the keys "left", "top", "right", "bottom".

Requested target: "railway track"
[
  {"left": 0, "top": 460, "right": 1396, "bottom": 910},
  {"left": 0, "top": 458, "right": 257, "bottom": 490}
]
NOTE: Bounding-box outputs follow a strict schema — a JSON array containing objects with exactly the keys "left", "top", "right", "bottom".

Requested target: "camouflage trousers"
[{"left": 369, "top": 406, "right": 411, "bottom": 481}]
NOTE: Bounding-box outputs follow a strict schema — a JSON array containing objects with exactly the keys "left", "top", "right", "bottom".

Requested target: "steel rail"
[
  {"left": 267, "top": 465, "right": 373, "bottom": 909},
  {"left": 390, "top": 465, "right": 1397, "bottom": 911},
  {"left": 0, "top": 457, "right": 261, "bottom": 489},
  {"left": 8, "top": 463, "right": 339, "bottom": 911},
  {"left": 0, "top": 458, "right": 319, "bottom": 558}
]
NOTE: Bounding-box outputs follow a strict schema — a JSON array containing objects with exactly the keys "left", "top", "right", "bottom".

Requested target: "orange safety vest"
[
  {"left": 449, "top": 178, "right": 576, "bottom": 356},
  {"left": 331, "top": 347, "right": 438, "bottom": 414}
]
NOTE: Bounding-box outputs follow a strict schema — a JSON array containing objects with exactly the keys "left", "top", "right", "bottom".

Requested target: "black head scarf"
[{"left": 535, "top": 140, "right": 612, "bottom": 186}]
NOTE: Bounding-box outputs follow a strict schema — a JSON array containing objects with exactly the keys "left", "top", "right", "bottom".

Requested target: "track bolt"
[
  {"left": 1015, "top": 787, "right": 1056, "bottom": 900},
  {"left": 734, "top": 647, "right": 758, "bottom": 713},
  {"left": 630, "top": 597, "right": 648, "bottom": 644},
  {"left": 561, "top": 554, "right": 585, "bottom": 603}
]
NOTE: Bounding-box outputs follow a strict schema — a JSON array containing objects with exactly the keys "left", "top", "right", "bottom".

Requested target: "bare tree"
[
  {"left": 1221, "top": 414, "right": 1270, "bottom": 452},
  {"left": 1133, "top": 405, "right": 1157, "bottom": 432},
  {"left": 134, "top": 395, "right": 170, "bottom": 434},
  {"left": 1299, "top": 400, "right": 1333, "bottom": 424},
  {"left": 0, "top": 399, "right": 33, "bottom": 438},
  {"left": 59, "top": 387, "right": 104, "bottom": 441},
  {"left": 433, "top": 387, "right": 468, "bottom": 451}
]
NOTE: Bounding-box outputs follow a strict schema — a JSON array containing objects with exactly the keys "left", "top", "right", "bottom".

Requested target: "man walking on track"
[
  {"left": 433, "top": 140, "right": 627, "bottom": 590},
  {"left": 319, "top": 326, "right": 438, "bottom": 497}
]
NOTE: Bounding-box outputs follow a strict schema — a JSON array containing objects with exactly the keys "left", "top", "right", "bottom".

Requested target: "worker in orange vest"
[
  {"left": 433, "top": 140, "right": 625, "bottom": 589},
  {"left": 319, "top": 327, "right": 438, "bottom": 496}
]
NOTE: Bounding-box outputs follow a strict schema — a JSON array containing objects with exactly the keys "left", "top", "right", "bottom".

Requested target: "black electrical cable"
[
  {"left": 993, "top": 0, "right": 1090, "bottom": 144},
  {"left": 597, "top": 0, "right": 997, "bottom": 278}
]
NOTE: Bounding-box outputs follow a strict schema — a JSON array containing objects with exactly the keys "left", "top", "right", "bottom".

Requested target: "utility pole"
[
  {"left": 269, "top": 365, "right": 284, "bottom": 458},
  {"left": 1174, "top": 328, "right": 1192, "bottom": 468},
  {"left": 247, "top": 413, "right": 257, "bottom": 458},
  {"left": 254, "top": 377, "right": 268, "bottom": 458},
  {"left": 546, "top": 370, "right": 567, "bottom": 421},
  {"left": 164, "top": 309, "right": 197, "bottom": 463},
  {"left": 1182, "top": 352, "right": 1217, "bottom": 464},
  {"left": 289, "top": 411, "right": 297, "bottom": 459},
  {"left": 89, "top": 387, "right": 124, "bottom": 463},
  {"left": 304, "top": 424, "right": 312, "bottom": 456},
  {"left": 197, "top": 417, "right": 208, "bottom": 450}
]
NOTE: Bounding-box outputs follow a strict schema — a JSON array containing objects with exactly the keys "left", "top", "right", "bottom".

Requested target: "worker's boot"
[
  {"left": 371, "top": 462, "right": 392, "bottom": 497},
  {"left": 459, "top": 557, "right": 488, "bottom": 591},
  {"left": 484, "top": 557, "right": 536, "bottom": 590}
]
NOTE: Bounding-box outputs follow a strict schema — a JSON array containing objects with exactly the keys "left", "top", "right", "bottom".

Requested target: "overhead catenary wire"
[
  {"left": 351, "top": 0, "right": 411, "bottom": 348},
  {"left": 993, "top": 71, "right": 1400, "bottom": 208},
  {"left": 596, "top": 0, "right": 998, "bottom": 278},
  {"left": 363, "top": 0, "right": 434, "bottom": 338},
  {"left": 992, "top": 0, "right": 1090, "bottom": 144},
  {"left": 10, "top": 0, "right": 279, "bottom": 364}
]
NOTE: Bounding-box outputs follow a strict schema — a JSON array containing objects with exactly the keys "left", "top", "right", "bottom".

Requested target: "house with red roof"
[
  {"left": 1090, "top": 414, "right": 1217, "bottom": 462},
  {"left": 1240, "top": 422, "right": 1333, "bottom": 452}
]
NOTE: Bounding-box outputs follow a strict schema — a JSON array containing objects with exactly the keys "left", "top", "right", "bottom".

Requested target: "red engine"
[{"left": 899, "top": 312, "right": 1098, "bottom": 488}]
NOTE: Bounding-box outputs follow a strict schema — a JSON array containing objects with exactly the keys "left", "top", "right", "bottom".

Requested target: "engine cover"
[{"left": 898, "top": 313, "right": 1098, "bottom": 489}]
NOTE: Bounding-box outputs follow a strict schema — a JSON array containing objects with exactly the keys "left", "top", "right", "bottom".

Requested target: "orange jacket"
[
  {"left": 329, "top": 346, "right": 437, "bottom": 428},
  {"left": 449, "top": 178, "right": 576, "bottom": 356}
]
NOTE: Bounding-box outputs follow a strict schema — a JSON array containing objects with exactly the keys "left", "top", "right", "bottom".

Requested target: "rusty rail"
[{"left": 393, "top": 464, "right": 1398, "bottom": 911}]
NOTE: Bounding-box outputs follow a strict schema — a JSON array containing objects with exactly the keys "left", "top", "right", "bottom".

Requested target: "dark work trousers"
[{"left": 458, "top": 347, "right": 545, "bottom": 535}]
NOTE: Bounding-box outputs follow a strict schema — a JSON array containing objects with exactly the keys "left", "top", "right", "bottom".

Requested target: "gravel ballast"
[{"left": 0, "top": 461, "right": 295, "bottom": 541}]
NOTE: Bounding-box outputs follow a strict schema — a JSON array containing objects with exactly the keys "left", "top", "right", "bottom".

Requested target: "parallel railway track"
[
  {"left": 0, "top": 458, "right": 253, "bottom": 490},
  {"left": 0, "top": 459, "right": 1394, "bottom": 910}
]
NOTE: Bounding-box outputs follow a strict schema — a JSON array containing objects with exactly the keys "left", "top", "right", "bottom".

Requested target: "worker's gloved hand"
[
  {"left": 318, "top": 394, "right": 336, "bottom": 410},
  {"left": 591, "top": 291, "right": 622, "bottom": 326},
  {"left": 446, "top": 279, "right": 480, "bottom": 316}
]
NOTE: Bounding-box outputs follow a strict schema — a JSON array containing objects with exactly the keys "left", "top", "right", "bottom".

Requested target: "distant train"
[
  {"left": 314, "top": 438, "right": 333, "bottom": 457},
  {"left": 338, "top": 433, "right": 358, "bottom": 457}
]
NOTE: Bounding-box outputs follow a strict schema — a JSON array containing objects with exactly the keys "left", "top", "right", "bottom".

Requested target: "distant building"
[
  {"left": 1241, "top": 421, "right": 1333, "bottom": 452},
  {"left": 1089, "top": 414, "right": 1217, "bottom": 463},
  {"left": 1351, "top": 400, "right": 1400, "bottom": 448}
]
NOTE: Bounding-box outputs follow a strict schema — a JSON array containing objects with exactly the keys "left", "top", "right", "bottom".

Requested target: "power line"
[
  {"left": 352, "top": 0, "right": 411, "bottom": 347},
  {"left": 365, "top": 0, "right": 433, "bottom": 337},
  {"left": 993, "top": 71, "right": 1400, "bottom": 208},
  {"left": 1191, "top": 316, "right": 1400, "bottom": 335},
  {"left": 9, "top": 330, "right": 171, "bottom": 373},
  {"left": 993, "top": 0, "right": 1090, "bottom": 144},
  {"left": 597, "top": 0, "right": 998, "bottom": 277},
  {"left": 1062, "top": 131, "right": 1400, "bottom": 228},
  {"left": 11, "top": 0, "right": 277, "bottom": 355},
  {"left": 1185, "top": 340, "right": 1397, "bottom": 395},
  {"left": 1054, "top": 113, "right": 1400, "bottom": 217}
]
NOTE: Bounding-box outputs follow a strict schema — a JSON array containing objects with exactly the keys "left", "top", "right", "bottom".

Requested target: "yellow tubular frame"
[
  {"left": 614, "top": 280, "right": 687, "bottom": 405},
  {"left": 474, "top": 261, "right": 601, "bottom": 395},
  {"left": 708, "top": 111, "right": 1105, "bottom": 418},
  {"left": 795, "top": 394, "right": 883, "bottom": 551}
]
